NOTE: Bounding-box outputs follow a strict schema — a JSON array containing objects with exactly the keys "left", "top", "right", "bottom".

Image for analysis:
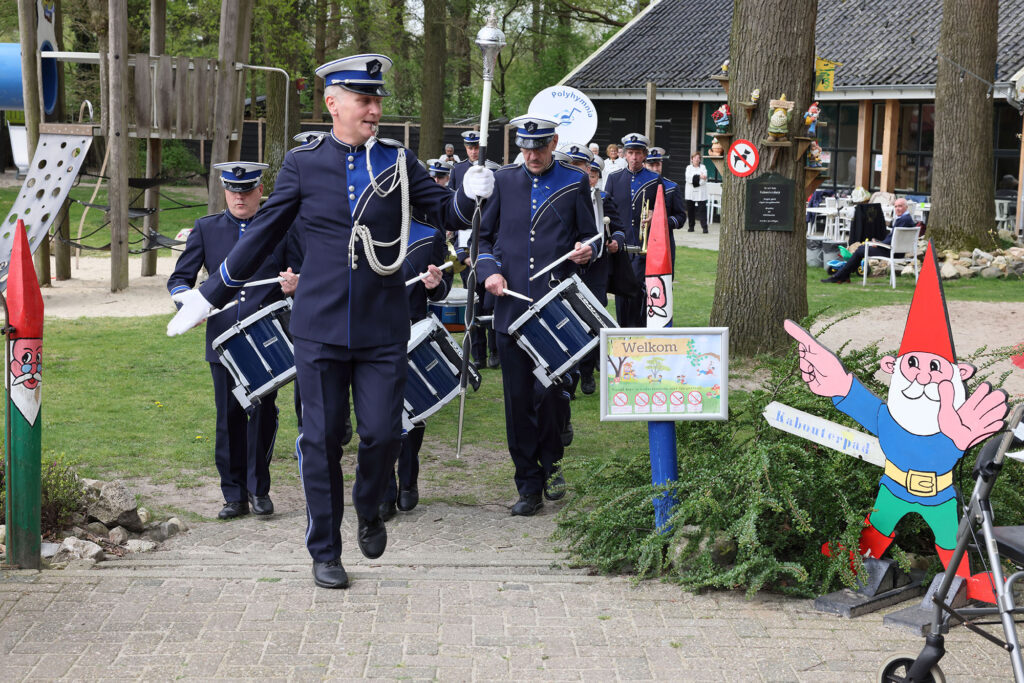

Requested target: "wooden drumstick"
[
  {"left": 501, "top": 287, "right": 533, "bottom": 302},
  {"left": 405, "top": 260, "right": 452, "bottom": 287},
  {"left": 528, "top": 234, "right": 601, "bottom": 281}
]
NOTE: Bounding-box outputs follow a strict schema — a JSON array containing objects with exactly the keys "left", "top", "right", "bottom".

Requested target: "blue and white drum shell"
[
  {"left": 212, "top": 299, "right": 296, "bottom": 411},
  {"left": 427, "top": 287, "right": 468, "bottom": 332},
  {"left": 508, "top": 274, "right": 618, "bottom": 387},
  {"left": 404, "top": 315, "right": 479, "bottom": 430}
]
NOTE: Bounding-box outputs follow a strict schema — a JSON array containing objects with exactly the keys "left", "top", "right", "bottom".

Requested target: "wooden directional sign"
[
  {"left": 727, "top": 138, "right": 759, "bottom": 177},
  {"left": 745, "top": 172, "right": 795, "bottom": 231}
]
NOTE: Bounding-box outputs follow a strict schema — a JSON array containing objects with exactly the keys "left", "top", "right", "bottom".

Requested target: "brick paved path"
[{"left": 0, "top": 501, "right": 1013, "bottom": 680}]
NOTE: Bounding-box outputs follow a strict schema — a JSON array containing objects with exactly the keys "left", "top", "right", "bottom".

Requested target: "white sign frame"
[{"left": 599, "top": 327, "right": 729, "bottom": 422}]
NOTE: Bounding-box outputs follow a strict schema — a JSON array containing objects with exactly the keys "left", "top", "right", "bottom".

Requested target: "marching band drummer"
[
  {"left": 167, "top": 162, "right": 283, "bottom": 521},
  {"left": 604, "top": 135, "right": 685, "bottom": 328},
  {"left": 168, "top": 54, "right": 494, "bottom": 590},
  {"left": 379, "top": 218, "right": 452, "bottom": 521},
  {"left": 427, "top": 159, "right": 452, "bottom": 187},
  {"left": 560, "top": 143, "right": 627, "bottom": 396},
  {"left": 477, "top": 114, "right": 595, "bottom": 517}
]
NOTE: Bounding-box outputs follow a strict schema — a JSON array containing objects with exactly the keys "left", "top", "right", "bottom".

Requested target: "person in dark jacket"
[{"left": 822, "top": 198, "right": 915, "bottom": 284}]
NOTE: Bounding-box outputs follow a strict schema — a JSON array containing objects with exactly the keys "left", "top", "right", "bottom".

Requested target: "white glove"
[
  {"left": 166, "top": 288, "right": 213, "bottom": 336},
  {"left": 462, "top": 165, "right": 495, "bottom": 201}
]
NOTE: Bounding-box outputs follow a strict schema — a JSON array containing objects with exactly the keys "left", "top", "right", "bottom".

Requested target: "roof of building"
[{"left": 563, "top": 0, "right": 1024, "bottom": 94}]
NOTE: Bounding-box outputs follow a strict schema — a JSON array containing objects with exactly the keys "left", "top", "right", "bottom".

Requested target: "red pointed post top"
[
  {"left": 898, "top": 241, "right": 954, "bottom": 363},
  {"left": 644, "top": 184, "right": 672, "bottom": 277},
  {"left": 7, "top": 220, "right": 44, "bottom": 339}
]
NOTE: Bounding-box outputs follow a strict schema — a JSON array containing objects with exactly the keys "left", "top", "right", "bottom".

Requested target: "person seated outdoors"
[{"left": 822, "top": 197, "right": 915, "bottom": 284}]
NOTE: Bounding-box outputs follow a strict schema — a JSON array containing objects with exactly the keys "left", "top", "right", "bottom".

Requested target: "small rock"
[
  {"left": 40, "top": 542, "right": 62, "bottom": 558},
  {"left": 124, "top": 539, "right": 157, "bottom": 553},
  {"left": 137, "top": 507, "right": 151, "bottom": 525},
  {"left": 85, "top": 521, "right": 109, "bottom": 537},
  {"left": 973, "top": 247, "right": 994, "bottom": 265},
  {"left": 954, "top": 264, "right": 972, "bottom": 278},
  {"left": 84, "top": 480, "right": 144, "bottom": 532},
  {"left": 940, "top": 262, "right": 960, "bottom": 280},
  {"left": 167, "top": 517, "right": 188, "bottom": 533},
  {"left": 65, "top": 558, "right": 97, "bottom": 571},
  {"left": 980, "top": 266, "right": 1003, "bottom": 279},
  {"left": 994, "top": 255, "right": 1008, "bottom": 270},
  {"left": 901, "top": 263, "right": 916, "bottom": 277},
  {"left": 52, "top": 537, "right": 105, "bottom": 563},
  {"left": 959, "top": 250, "right": 972, "bottom": 258},
  {"left": 998, "top": 229, "right": 1014, "bottom": 243},
  {"left": 1011, "top": 260, "right": 1024, "bottom": 275},
  {"left": 956, "top": 258, "right": 973, "bottom": 268},
  {"left": 108, "top": 526, "right": 129, "bottom": 545},
  {"left": 145, "top": 525, "right": 168, "bottom": 543}
]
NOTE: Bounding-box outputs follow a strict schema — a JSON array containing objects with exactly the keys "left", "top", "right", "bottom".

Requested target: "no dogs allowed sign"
[{"left": 727, "top": 139, "right": 759, "bottom": 177}]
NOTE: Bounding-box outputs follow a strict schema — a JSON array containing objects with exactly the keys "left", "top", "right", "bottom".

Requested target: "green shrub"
[
  {"left": 1, "top": 453, "right": 85, "bottom": 537},
  {"left": 555, "top": 315, "right": 1020, "bottom": 597}
]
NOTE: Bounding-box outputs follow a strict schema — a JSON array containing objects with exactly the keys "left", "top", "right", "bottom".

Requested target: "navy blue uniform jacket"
[
  {"left": 168, "top": 210, "right": 286, "bottom": 363},
  {"left": 198, "top": 134, "right": 475, "bottom": 349},
  {"left": 475, "top": 161, "right": 597, "bottom": 334},
  {"left": 604, "top": 167, "right": 685, "bottom": 279}
]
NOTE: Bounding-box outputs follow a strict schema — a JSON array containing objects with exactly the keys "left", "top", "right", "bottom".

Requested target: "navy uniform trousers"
[
  {"left": 168, "top": 209, "right": 284, "bottom": 505},
  {"left": 476, "top": 160, "right": 596, "bottom": 496},
  {"left": 198, "top": 133, "right": 474, "bottom": 562}
]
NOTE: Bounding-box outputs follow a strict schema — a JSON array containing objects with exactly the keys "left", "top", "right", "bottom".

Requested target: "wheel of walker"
[{"left": 877, "top": 653, "right": 945, "bottom": 683}]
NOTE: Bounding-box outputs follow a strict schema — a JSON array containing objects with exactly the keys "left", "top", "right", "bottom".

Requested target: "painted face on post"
[
  {"left": 645, "top": 276, "right": 668, "bottom": 318},
  {"left": 10, "top": 338, "right": 42, "bottom": 390}
]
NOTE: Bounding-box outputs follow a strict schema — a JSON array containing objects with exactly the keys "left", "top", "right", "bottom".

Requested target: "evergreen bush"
[{"left": 555, "top": 316, "right": 1019, "bottom": 597}]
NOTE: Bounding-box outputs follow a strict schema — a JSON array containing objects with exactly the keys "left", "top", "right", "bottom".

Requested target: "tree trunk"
[
  {"left": 448, "top": 0, "right": 472, "bottom": 114},
  {"left": 385, "top": 0, "right": 411, "bottom": 116},
  {"left": 419, "top": 0, "right": 446, "bottom": 160},
  {"left": 928, "top": 0, "right": 997, "bottom": 251},
  {"left": 312, "top": 0, "right": 327, "bottom": 123},
  {"left": 349, "top": 0, "right": 373, "bottom": 54},
  {"left": 709, "top": 0, "right": 817, "bottom": 356},
  {"left": 264, "top": 69, "right": 288, "bottom": 195}
]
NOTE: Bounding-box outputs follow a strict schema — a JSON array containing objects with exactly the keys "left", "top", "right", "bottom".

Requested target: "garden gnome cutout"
[{"left": 784, "top": 243, "right": 1009, "bottom": 603}]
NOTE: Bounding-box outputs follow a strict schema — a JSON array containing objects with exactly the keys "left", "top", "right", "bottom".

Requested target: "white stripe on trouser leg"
[{"left": 295, "top": 434, "right": 314, "bottom": 546}]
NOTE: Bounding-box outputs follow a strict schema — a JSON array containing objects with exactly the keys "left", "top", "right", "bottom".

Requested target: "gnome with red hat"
[{"left": 784, "top": 243, "right": 1009, "bottom": 602}]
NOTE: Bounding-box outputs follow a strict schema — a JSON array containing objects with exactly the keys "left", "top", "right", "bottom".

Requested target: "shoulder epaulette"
[
  {"left": 497, "top": 163, "right": 519, "bottom": 172},
  {"left": 293, "top": 135, "right": 325, "bottom": 152},
  {"left": 557, "top": 160, "right": 587, "bottom": 177},
  {"left": 375, "top": 137, "right": 405, "bottom": 148}
]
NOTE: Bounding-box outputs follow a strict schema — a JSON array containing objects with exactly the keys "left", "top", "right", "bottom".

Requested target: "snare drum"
[
  {"left": 508, "top": 275, "right": 618, "bottom": 387},
  {"left": 212, "top": 299, "right": 296, "bottom": 411},
  {"left": 404, "top": 315, "right": 480, "bottom": 430},
  {"left": 428, "top": 287, "right": 468, "bottom": 332}
]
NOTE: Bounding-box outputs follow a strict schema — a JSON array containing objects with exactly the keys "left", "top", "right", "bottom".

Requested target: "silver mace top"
[{"left": 475, "top": 12, "right": 506, "bottom": 82}]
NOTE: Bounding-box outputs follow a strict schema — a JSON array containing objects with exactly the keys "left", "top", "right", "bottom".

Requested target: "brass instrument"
[
  {"left": 626, "top": 200, "right": 651, "bottom": 254},
  {"left": 445, "top": 239, "right": 467, "bottom": 274}
]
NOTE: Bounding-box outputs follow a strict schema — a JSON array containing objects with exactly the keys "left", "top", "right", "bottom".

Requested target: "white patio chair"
[
  {"left": 996, "top": 199, "right": 1012, "bottom": 231},
  {"left": 822, "top": 196, "right": 839, "bottom": 240},
  {"left": 881, "top": 203, "right": 895, "bottom": 224},
  {"left": 862, "top": 225, "right": 922, "bottom": 288},
  {"left": 706, "top": 183, "right": 722, "bottom": 224}
]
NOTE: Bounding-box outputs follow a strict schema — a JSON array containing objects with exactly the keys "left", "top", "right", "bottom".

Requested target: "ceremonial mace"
[{"left": 455, "top": 12, "right": 505, "bottom": 458}]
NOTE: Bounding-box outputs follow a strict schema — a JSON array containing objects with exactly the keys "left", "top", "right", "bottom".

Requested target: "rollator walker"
[{"left": 879, "top": 402, "right": 1024, "bottom": 682}]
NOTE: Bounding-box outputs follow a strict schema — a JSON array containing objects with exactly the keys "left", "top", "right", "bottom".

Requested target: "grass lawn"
[{"left": 5, "top": 242, "right": 1023, "bottom": 518}]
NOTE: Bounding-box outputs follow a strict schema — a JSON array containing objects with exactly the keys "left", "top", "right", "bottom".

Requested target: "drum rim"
[
  {"left": 211, "top": 298, "right": 292, "bottom": 348},
  {"left": 507, "top": 273, "right": 586, "bottom": 334}
]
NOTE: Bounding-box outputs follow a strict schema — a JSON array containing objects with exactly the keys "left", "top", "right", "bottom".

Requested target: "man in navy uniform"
[
  {"left": 168, "top": 54, "right": 494, "bottom": 589},
  {"left": 168, "top": 162, "right": 282, "bottom": 521},
  {"left": 448, "top": 130, "right": 480, "bottom": 193},
  {"left": 477, "top": 114, "right": 595, "bottom": 516},
  {"left": 379, "top": 219, "right": 452, "bottom": 520},
  {"left": 644, "top": 146, "right": 684, "bottom": 272},
  {"left": 604, "top": 134, "right": 684, "bottom": 328},
  {"left": 427, "top": 159, "right": 452, "bottom": 186},
  {"left": 561, "top": 143, "right": 627, "bottom": 395}
]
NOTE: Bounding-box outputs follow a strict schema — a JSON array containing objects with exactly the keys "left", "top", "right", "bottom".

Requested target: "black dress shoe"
[
  {"left": 687, "top": 228, "right": 695, "bottom": 232},
  {"left": 218, "top": 500, "right": 249, "bottom": 520},
  {"left": 544, "top": 471, "right": 567, "bottom": 501},
  {"left": 342, "top": 414, "right": 353, "bottom": 446},
  {"left": 357, "top": 515, "right": 387, "bottom": 559},
  {"left": 378, "top": 499, "right": 398, "bottom": 522},
  {"left": 397, "top": 486, "right": 419, "bottom": 512},
  {"left": 560, "top": 421, "right": 574, "bottom": 447},
  {"left": 473, "top": 360, "right": 486, "bottom": 371},
  {"left": 248, "top": 494, "right": 274, "bottom": 516},
  {"left": 510, "top": 494, "right": 544, "bottom": 516},
  {"left": 487, "top": 355, "right": 500, "bottom": 369},
  {"left": 580, "top": 374, "right": 596, "bottom": 395},
  {"left": 312, "top": 559, "right": 350, "bottom": 589}
]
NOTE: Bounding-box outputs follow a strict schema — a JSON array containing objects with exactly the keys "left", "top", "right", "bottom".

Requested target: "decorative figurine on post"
[
  {"left": 767, "top": 95, "right": 794, "bottom": 140},
  {"left": 749, "top": 88, "right": 761, "bottom": 104},
  {"left": 709, "top": 137, "right": 725, "bottom": 157},
  {"left": 802, "top": 101, "right": 821, "bottom": 136},
  {"left": 785, "top": 243, "right": 1009, "bottom": 604},
  {"left": 712, "top": 104, "right": 731, "bottom": 133},
  {"left": 807, "top": 140, "right": 823, "bottom": 168}
]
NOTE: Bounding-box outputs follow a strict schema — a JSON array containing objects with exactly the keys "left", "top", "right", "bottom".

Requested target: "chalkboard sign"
[{"left": 745, "top": 173, "right": 795, "bottom": 231}]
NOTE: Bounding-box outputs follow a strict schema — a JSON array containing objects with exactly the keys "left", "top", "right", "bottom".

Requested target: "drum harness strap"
[{"left": 348, "top": 138, "right": 411, "bottom": 276}]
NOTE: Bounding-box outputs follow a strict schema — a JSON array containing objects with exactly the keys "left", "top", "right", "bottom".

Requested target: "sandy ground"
[{"left": 41, "top": 253, "right": 1024, "bottom": 399}]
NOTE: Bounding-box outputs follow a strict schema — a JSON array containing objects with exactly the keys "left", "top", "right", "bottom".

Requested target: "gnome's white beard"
[
  {"left": 9, "top": 380, "right": 41, "bottom": 426},
  {"left": 886, "top": 365, "right": 966, "bottom": 437}
]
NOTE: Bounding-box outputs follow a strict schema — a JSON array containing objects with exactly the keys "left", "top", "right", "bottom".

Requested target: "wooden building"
[{"left": 560, "top": 0, "right": 1024, "bottom": 216}]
